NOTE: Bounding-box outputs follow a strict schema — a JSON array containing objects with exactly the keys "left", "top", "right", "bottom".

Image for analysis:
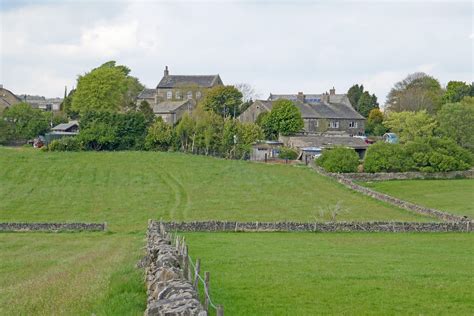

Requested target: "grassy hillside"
[
  {"left": 361, "top": 179, "right": 474, "bottom": 218},
  {"left": 0, "top": 147, "right": 431, "bottom": 230},
  {"left": 185, "top": 232, "right": 474, "bottom": 315}
]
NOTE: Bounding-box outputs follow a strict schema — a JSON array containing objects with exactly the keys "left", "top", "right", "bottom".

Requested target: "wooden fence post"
[
  {"left": 217, "top": 305, "right": 224, "bottom": 316},
  {"left": 193, "top": 258, "right": 201, "bottom": 289},
  {"left": 183, "top": 245, "right": 189, "bottom": 280},
  {"left": 204, "top": 271, "right": 210, "bottom": 312}
]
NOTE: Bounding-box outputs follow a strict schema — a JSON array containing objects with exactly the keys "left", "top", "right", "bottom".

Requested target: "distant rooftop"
[{"left": 156, "top": 66, "right": 222, "bottom": 89}]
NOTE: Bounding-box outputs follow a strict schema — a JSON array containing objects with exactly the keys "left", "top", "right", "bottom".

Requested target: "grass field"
[
  {"left": 0, "top": 232, "right": 145, "bottom": 315},
  {"left": 184, "top": 232, "right": 474, "bottom": 315},
  {"left": 2, "top": 147, "right": 470, "bottom": 315},
  {"left": 0, "top": 147, "right": 432, "bottom": 230},
  {"left": 361, "top": 179, "right": 474, "bottom": 218}
]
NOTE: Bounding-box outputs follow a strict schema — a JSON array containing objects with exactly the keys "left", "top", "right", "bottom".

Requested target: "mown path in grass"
[
  {"left": 360, "top": 179, "right": 474, "bottom": 218},
  {"left": 0, "top": 148, "right": 432, "bottom": 231},
  {"left": 184, "top": 232, "right": 474, "bottom": 315}
]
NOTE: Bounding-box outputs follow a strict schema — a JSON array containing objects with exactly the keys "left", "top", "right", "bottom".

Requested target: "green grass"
[
  {"left": 0, "top": 232, "right": 146, "bottom": 315},
  {"left": 360, "top": 179, "right": 474, "bottom": 218},
  {"left": 184, "top": 232, "right": 474, "bottom": 315},
  {"left": 0, "top": 147, "right": 432, "bottom": 230}
]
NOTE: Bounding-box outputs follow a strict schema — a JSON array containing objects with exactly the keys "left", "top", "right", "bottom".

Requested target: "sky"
[{"left": 0, "top": 0, "right": 473, "bottom": 105}]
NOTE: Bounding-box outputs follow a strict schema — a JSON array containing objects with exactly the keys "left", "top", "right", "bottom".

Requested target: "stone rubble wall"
[
  {"left": 309, "top": 162, "right": 470, "bottom": 222},
  {"left": 333, "top": 169, "right": 474, "bottom": 182},
  {"left": 0, "top": 222, "right": 106, "bottom": 232},
  {"left": 145, "top": 220, "right": 207, "bottom": 316},
  {"left": 162, "top": 221, "right": 472, "bottom": 233}
]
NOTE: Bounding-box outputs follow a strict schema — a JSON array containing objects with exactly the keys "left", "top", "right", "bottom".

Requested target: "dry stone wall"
[
  {"left": 145, "top": 220, "right": 207, "bottom": 316},
  {"left": 334, "top": 169, "right": 474, "bottom": 182},
  {"left": 0, "top": 222, "right": 106, "bottom": 232},
  {"left": 162, "top": 221, "right": 472, "bottom": 233},
  {"left": 309, "top": 162, "right": 470, "bottom": 222}
]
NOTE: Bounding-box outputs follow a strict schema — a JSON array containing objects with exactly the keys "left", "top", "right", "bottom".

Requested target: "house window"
[
  {"left": 175, "top": 91, "right": 181, "bottom": 99},
  {"left": 196, "top": 91, "right": 202, "bottom": 99},
  {"left": 349, "top": 121, "right": 358, "bottom": 128},
  {"left": 315, "top": 120, "right": 319, "bottom": 127},
  {"left": 166, "top": 91, "right": 172, "bottom": 100},
  {"left": 329, "top": 120, "right": 339, "bottom": 128},
  {"left": 187, "top": 91, "right": 193, "bottom": 99}
]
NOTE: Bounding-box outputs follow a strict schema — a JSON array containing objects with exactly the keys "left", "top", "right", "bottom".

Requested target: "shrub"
[
  {"left": 279, "top": 147, "right": 298, "bottom": 160},
  {"left": 145, "top": 118, "right": 175, "bottom": 151},
  {"left": 48, "top": 137, "right": 83, "bottom": 151},
  {"left": 364, "top": 142, "right": 414, "bottom": 173},
  {"left": 316, "top": 147, "right": 359, "bottom": 173}
]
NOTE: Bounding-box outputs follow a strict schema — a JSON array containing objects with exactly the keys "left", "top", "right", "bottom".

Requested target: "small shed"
[
  {"left": 52, "top": 121, "right": 79, "bottom": 133},
  {"left": 250, "top": 141, "right": 283, "bottom": 161}
]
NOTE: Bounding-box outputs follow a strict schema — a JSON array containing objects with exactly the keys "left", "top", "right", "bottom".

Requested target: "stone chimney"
[
  {"left": 297, "top": 91, "right": 305, "bottom": 102},
  {"left": 322, "top": 91, "right": 329, "bottom": 103},
  {"left": 329, "top": 87, "right": 335, "bottom": 95},
  {"left": 0, "top": 84, "right": 3, "bottom": 89},
  {"left": 164, "top": 66, "right": 169, "bottom": 76}
]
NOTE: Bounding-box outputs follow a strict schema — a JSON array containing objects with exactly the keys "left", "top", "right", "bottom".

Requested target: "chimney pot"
[
  {"left": 164, "top": 66, "right": 169, "bottom": 76},
  {"left": 329, "top": 87, "right": 336, "bottom": 95},
  {"left": 297, "top": 91, "right": 305, "bottom": 102}
]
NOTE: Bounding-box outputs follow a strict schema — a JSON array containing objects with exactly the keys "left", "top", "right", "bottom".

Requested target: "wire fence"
[{"left": 159, "top": 221, "right": 224, "bottom": 316}]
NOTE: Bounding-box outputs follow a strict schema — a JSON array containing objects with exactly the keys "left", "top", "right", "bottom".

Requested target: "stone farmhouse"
[
  {"left": 0, "top": 85, "right": 22, "bottom": 112},
  {"left": 137, "top": 66, "right": 223, "bottom": 124},
  {"left": 239, "top": 88, "right": 365, "bottom": 136}
]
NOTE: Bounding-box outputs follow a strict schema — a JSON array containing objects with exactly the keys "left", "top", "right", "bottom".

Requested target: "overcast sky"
[{"left": 1, "top": 0, "right": 472, "bottom": 105}]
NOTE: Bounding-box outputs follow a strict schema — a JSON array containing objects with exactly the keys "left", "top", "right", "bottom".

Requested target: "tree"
[
  {"left": 383, "top": 110, "right": 437, "bottom": 143},
  {"left": 71, "top": 61, "right": 144, "bottom": 115},
  {"left": 365, "top": 108, "right": 387, "bottom": 136},
  {"left": 175, "top": 112, "right": 195, "bottom": 152},
  {"left": 385, "top": 72, "right": 443, "bottom": 113},
  {"left": 145, "top": 118, "right": 175, "bottom": 151},
  {"left": 261, "top": 99, "right": 304, "bottom": 139},
  {"left": 437, "top": 97, "right": 474, "bottom": 152},
  {"left": 200, "top": 85, "right": 243, "bottom": 118},
  {"left": 347, "top": 84, "right": 379, "bottom": 117},
  {"left": 61, "top": 89, "right": 78, "bottom": 119},
  {"left": 347, "top": 84, "right": 364, "bottom": 109},
  {"left": 442, "top": 81, "right": 472, "bottom": 104},
  {"left": 235, "top": 83, "right": 259, "bottom": 102},
  {"left": 2, "top": 102, "right": 50, "bottom": 140},
  {"left": 139, "top": 100, "right": 155, "bottom": 125}
]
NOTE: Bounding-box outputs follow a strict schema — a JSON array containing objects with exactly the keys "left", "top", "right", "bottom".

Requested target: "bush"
[
  {"left": 48, "top": 137, "right": 83, "bottom": 151},
  {"left": 279, "top": 147, "right": 298, "bottom": 160},
  {"left": 144, "top": 119, "right": 175, "bottom": 151},
  {"left": 316, "top": 147, "right": 359, "bottom": 173},
  {"left": 364, "top": 142, "right": 414, "bottom": 173}
]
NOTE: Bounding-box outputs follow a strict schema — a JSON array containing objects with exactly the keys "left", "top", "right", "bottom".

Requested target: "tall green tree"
[
  {"left": 2, "top": 102, "right": 50, "bottom": 140},
  {"left": 437, "top": 96, "right": 474, "bottom": 152},
  {"left": 383, "top": 110, "right": 437, "bottom": 143},
  {"left": 385, "top": 72, "right": 443, "bottom": 113},
  {"left": 347, "top": 84, "right": 379, "bottom": 117},
  {"left": 261, "top": 99, "right": 303, "bottom": 139},
  {"left": 71, "top": 61, "right": 144, "bottom": 115},
  {"left": 200, "top": 85, "right": 243, "bottom": 118},
  {"left": 145, "top": 118, "right": 175, "bottom": 151},
  {"left": 442, "top": 81, "right": 472, "bottom": 103},
  {"left": 139, "top": 100, "right": 155, "bottom": 125}
]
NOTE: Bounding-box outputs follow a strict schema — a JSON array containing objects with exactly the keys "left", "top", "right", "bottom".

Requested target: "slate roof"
[
  {"left": 253, "top": 99, "right": 364, "bottom": 120},
  {"left": 286, "top": 135, "right": 368, "bottom": 149},
  {"left": 138, "top": 88, "right": 156, "bottom": 99},
  {"left": 52, "top": 121, "right": 79, "bottom": 131},
  {"left": 153, "top": 100, "right": 191, "bottom": 113},
  {"left": 157, "top": 75, "right": 221, "bottom": 89}
]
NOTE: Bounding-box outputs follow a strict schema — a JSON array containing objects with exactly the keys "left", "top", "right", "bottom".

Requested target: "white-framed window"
[
  {"left": 175, "top": 91, "right": 181, "bottom": 99},
  {"left": 349, "top": 121, "right": 358, "bottom": 128},
  {"left": 329, "top": 120, "right": 339, "bottom": 128},
  {"left": 166, "top": 91, "right": 172, "bottom": 100},
  {"left": 196, "top": 91, "right": 202, "bottom": 99},
  {"left": 315, "top": 120, "right": 319, "bottom": 127},
  {"left": 187, "top": 91, "right": 193, "bottom": 99}
]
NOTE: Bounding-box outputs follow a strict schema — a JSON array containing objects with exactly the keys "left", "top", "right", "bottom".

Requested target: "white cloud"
[{"left": 0, "top": 0, "right": 472, "bottom": 100}]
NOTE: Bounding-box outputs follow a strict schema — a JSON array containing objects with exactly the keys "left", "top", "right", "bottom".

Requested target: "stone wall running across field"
[
  {"left": 333, "top": 169, "right": 474, "bottom": 182},
  {"left": 161, "top": 221, "right": 472, "bottom": 233},
  {"left": 0, "top": 222, "right": 107, "bottom": 232},
  {"left": 309, "top": 162, "right": 470, "bottom": 222},
  {"left": 145, "top": 220, "right": 207, "bottom": 316}
]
